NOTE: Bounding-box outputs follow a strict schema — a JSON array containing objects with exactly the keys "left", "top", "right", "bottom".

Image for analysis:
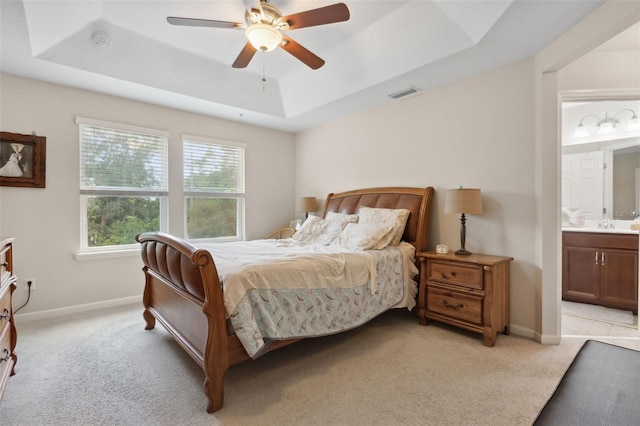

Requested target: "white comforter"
[{"left": 196, "top": 239, "right": 417, "bottom": 357}]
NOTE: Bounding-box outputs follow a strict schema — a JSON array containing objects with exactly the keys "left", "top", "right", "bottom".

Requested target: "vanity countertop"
[{"left": 562, "top": 227, "right": 639, "bottom": 235}]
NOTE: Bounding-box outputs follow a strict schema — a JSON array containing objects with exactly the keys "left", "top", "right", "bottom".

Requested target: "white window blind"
[
  {"left": 183, "top": 136, "right": 245, "bottom": 194},
  {"left": 77, "top": 118, "right": 168, "bottom": 195}
]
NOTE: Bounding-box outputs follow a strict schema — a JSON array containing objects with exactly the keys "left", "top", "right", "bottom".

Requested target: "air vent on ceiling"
[{"left": 388, "top": 86, "right": 421, "bottom": 100}]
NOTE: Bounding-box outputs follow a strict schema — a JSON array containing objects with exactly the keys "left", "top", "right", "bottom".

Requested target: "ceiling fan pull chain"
[{"left": 261, "top": 52, "right": 267, "bottom": 90}]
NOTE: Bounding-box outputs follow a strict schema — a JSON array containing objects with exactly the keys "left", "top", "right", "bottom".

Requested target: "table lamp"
[
  {"left": 297, "top": 197, "right": 318, "bottom": 219},
  {"left": 444, "top": 187, "right": 483, "bottom": 255}
]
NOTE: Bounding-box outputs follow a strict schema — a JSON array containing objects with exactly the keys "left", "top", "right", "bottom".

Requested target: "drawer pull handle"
[
  {"left": 0, "top": 308, "right": 9, "bottom": 320},
  {"left": 440, "top": 271, "right": 456, "bottom": 279},
  {"left": 442, "top": 298, "right": 464, "bottom": 310},
  {"left": 0, "top": 262, "right": 7, "bottom": 267},
  {"left": 0, "top": 348, "right": 9, "bottom": 363}
]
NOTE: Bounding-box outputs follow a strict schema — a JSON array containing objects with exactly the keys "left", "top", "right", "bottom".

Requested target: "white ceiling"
[{"left": 0, "top": 0, "right": 614, "bottom": 133}]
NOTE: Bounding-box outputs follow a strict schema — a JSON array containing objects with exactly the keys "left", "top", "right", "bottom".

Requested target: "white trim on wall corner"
[
  {"left": 14, "top": 295, "right": 142, "bottom": 323},
  {"left": 510, "top": 324, "right": 538, "bottom": 342}
]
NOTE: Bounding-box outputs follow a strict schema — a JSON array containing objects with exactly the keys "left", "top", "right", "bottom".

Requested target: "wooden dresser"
[
  {"left": 417, "top": 251, "right": 512, "bottom": 347},
  {"left": 0, "top": 237, "right": 17, "bottom": 404}
]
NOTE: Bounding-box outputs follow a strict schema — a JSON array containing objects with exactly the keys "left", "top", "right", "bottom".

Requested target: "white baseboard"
[
  {"left": 15, "top": 295, "right": 142, "bottom": 323},
  {"left": 509, "top": 323, "right": 539, "bottom": 341}
]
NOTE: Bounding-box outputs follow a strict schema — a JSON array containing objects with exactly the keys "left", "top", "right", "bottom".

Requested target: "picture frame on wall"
[{"left": 0, "top": 131, "right": 46, "bottom": 188}]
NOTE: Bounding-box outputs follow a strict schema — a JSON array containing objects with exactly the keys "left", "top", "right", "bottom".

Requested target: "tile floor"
[{"left": 561, "top": 302, "right": 639, "bottom": 338}]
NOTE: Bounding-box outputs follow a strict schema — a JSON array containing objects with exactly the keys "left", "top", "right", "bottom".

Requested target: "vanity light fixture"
[{"left": 572, "top": 108, "right": 639, "bottom": 138}]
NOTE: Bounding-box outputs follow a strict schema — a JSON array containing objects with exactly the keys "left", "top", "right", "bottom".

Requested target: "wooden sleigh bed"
[{"left": 136, "top": 186, "right": 434, "bottom": 412}]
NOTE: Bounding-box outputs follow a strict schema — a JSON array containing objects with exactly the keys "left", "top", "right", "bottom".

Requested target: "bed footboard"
[{"left": 136, "top": 232, "right": 229, "bottom": 413}]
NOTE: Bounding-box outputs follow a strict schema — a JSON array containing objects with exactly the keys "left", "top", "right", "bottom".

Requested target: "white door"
[{"left": 561, "top": 151, "right": 604, "bottom": 220}]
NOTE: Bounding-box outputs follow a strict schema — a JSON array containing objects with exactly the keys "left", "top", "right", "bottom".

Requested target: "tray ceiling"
[{"left": 0, "top": 1, "right": 605, "bottom": 132}]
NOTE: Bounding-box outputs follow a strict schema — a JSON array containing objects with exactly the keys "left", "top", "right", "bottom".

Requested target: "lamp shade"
[
  {"left": 444, "top": 188, "right": 483, "bottom": 214},
  {"left": 245, "top": 23, "right": 282, "bottom": 52},
  {"left": 297, "top": 196, "right": 318, "bottom": 213},
  {"left": 572, "top": 123, "right": 589, "bottom": 138},
  {"left": 598, "top": 121, "right": 615, "bottom": 134}
]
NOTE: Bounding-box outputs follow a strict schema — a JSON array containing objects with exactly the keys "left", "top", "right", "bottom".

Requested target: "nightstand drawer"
[
  {"left": 428, "top": 261, "right": 483, "bottom": 290},
  {"left": 427, "top": 286, "right": 483, "bottom": 325}
]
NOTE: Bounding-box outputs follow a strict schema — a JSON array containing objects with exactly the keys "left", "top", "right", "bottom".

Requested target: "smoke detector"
[{"left": 92, "top": 34, "right": 112, "bottom": 51}]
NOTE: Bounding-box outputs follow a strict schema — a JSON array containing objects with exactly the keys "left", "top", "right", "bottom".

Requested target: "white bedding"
[{"left": 196, "top": 239, "right": 418, "bottom": 357}]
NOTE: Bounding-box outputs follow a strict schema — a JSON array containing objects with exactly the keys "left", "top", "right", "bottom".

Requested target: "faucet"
[{"left": 598, "top": 217, "right": 615, "bottom": 230}]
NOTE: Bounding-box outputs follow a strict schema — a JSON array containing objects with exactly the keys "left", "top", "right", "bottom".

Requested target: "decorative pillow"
[
  {"left": 358, "top": 207, "right": 411, "bottom": 249},
  {"left": 325, "top": 211, "right": 359, "bottom": 224},
  {"left": 292, "top": 215, "right": 348, "bottom": 245},
  {"left": 330, "top": 222, "right": 394, "bottom": 251}
]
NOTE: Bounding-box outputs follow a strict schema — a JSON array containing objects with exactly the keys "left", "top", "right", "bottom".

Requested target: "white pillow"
[
  {"left": 325, "top": 211, "right": 359, "bottom": 224},
  {"left": 292, "top": 215, "right": 348, "bottom": 245},
  {"left": 330, "top": 222, "right": 394, "bottom": 251},
  {"left": 358, "top": 207, "right": 410, "bottom": 249}
]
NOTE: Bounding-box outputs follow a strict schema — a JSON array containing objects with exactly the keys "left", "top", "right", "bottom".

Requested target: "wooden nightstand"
[{"left": 417, "top": 251, "right": 512, "bottom": 347}]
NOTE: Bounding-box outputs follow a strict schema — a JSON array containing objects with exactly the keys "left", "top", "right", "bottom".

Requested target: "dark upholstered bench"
[{"left": 534, "top": 340, "right": 640, "bottom": 425}]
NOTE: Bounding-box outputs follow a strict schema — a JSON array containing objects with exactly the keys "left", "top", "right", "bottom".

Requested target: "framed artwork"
[{"left": 0, "top": 131, "right": 46, "bottom": 188}]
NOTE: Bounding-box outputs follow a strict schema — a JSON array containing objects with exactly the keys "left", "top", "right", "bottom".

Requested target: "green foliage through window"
[
  {"left": 186, "top": 198, "right": 237, "bottom": 239},
  {"left": 87, "top": 197, "right": 160, "bottom": 246}
]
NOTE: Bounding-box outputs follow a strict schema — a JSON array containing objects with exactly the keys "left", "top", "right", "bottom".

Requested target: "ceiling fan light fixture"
[{"left": 246, "top": 23, "right": 282, "bottom": 52}]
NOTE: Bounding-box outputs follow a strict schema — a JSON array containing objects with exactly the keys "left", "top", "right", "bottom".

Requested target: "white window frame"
[
  {"left": 76, "top": 117, "right": 169, "bottom": 255},
  {"left": 182, "top": 134, "right": 246, "bottom": 242}
]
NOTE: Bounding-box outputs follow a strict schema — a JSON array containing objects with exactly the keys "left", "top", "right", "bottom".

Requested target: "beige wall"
[
  {"left": 296, "top": 1, "right": 640, "bottom": 340},
  {"left": 296, "top": 58, "right": 540, "bottom": 337},
  {"left": 0, "top": 74, "right": 295, "bottom": 315}
]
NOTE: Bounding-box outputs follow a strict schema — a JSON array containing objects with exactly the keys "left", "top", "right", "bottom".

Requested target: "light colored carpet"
[
  {"left": 562, "top": 301, "right": 635, "bottom": 325},
  {"left": 2, "top": 303, "right": 640, "bottom": 425}
]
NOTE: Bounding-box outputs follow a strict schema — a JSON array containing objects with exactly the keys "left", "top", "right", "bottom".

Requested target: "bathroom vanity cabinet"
[{"left": 562, "top": 231, "right": 638, "bottom": 313}]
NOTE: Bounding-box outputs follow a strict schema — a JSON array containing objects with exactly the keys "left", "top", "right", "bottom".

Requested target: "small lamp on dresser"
[
  {"left": 444, "top": 187, "right": 483, "bottom": 255},
  {"left": 297, "top": 197, "right": 318, "bottom": 219}
]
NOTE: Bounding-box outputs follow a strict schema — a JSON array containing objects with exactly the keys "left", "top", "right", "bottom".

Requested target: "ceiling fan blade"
[
  {"left": 280, "top": 35, "right": 325, "bottom": 70},
  {"left": 282, "top": 3, "right": 350, "bottom": 30},
  {"left": 232, "top": 42, "right": 258, "bottom": 68},
  {"left": 167, "top": 17, "right": 243, "bottom": 29}
]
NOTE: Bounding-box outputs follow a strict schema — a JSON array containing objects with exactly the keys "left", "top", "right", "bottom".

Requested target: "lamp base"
[{"left": 455, "top": 248, "right": 472, "bottom": 256}]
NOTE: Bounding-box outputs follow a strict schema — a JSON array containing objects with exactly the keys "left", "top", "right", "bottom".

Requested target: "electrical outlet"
[{"left": 25, "top": 277, "right": 36, "bottom": 291}]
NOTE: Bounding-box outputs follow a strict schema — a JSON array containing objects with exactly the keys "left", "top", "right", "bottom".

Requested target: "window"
[
  {"left": 77, "top": 117, "right": 169, "bottom": 251},
  {"left": 183, "top": 135, "right": 245, "bottom": 241}
]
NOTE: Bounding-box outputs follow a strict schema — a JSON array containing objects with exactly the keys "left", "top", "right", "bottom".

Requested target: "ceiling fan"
[{"left": 167, "top": 1, "right": 350, "bottom": 70}]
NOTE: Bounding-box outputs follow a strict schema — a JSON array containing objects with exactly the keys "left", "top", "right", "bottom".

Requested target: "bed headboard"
[{"left": 322, "top": 186, "right": 434, "bottom": 253}]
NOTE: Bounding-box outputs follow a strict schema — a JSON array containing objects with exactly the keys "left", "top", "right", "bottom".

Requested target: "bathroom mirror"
[{"left": 561, "top": 100, "right": 640, "bottom": 222}]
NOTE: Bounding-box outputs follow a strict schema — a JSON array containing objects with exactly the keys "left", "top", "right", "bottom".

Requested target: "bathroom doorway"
[{"left": 560, "top": 98, "right": 640, "bottom": 338}]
